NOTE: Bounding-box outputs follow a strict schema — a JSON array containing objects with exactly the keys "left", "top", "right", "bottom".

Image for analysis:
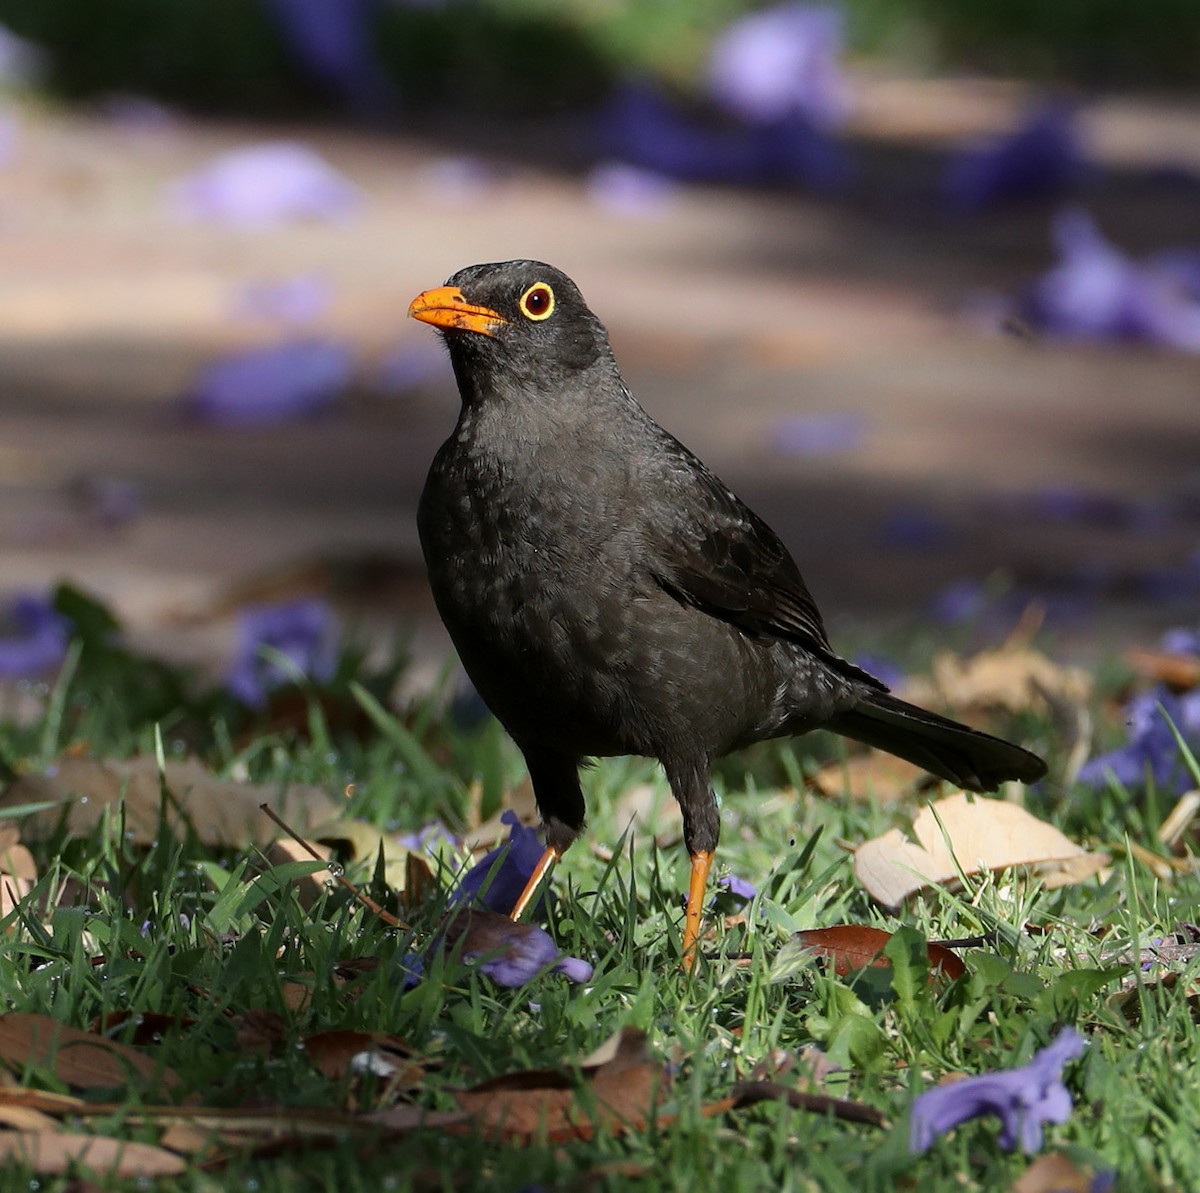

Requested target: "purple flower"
[
  {"left": 942, "top": 102, "right": 1088, "bottom": 213},
  {"left": 594, "top": 82, "right": 851, "bottom": 191},
  {"left": 1021, "top": 209, "right": 1200, "bottom": 351},
  {"left": 226, "top": 598, "right": 339, "bottom": 707},
  {"left": 586, "top": 162, "right": 678, "bottom": 216},
  {"left": 453, "top": 810, "right": 546, "bottom": 917},
  {"left": 1027, "top": 484, "right": 1161, "bottom": 532},
  {"left": 1161, "top": 626, "right": 1200, "bottom": 657},
  {"left": 1078, "top": 685, "right": 1200, "bottom": 795},
  {"left": 926, "top": 579, "right": 989, "bottom": 626},
  {"left": 419, "top": 156, "right": 497, "bottom": 206},
  {"left": 67, "top": 475, "right": 142, "bottom": 531},
  {"left": 230, "top": 274, "right": 333, "bottom": 325},
  {"left": 910, "top": 1028, "right": 1086, "bottom": 1154},
  {"left": 707, "top": 3, "right": 851, "bottom": 129},
  {"left": 167, "top": 142, "right": 360, "bottom": 227},
  {"left": 260, "top": 0, "right": 396, "bottom": 114},
  {"left": 769, "top": 412, "right": 866, "bottom": 456},
  {"left": 444, "top": 908, "right": 592, "bottom": 988},
  {"left": 717, "top": 873, "right": 756, "bottom": 901},
  {"left": 0, "top": 24, "right": 45, "bottom": 87},
  {"left": 394, "top": 819, "right": 458, "bottom": 856},
  {"left": 187, "top": 339, "right": 353, "bottom": 427},
  {"left": 0, "top": 594, "right": 71, "bottom": 679},
  {"left": 879, "top": 508, "right": 954, "bottom": 551},
  {"left": 373, "top": 341, "right": 449, "bottom": 396}
]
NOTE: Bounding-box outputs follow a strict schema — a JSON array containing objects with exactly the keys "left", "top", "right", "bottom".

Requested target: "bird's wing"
[{"left": 647, "top": 441, "right": 884, "bottom": 690}]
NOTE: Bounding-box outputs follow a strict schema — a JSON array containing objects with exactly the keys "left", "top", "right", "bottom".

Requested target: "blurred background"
[{"left": 2, "top": 0, "right": 1200, "bottom": 699}]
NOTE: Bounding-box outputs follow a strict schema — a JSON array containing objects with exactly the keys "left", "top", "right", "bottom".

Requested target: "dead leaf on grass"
[
  {"left": 0, "top": 1012, "right": 179, "bottom": 1091},
  {"left": 810, "top": 754, "right": 932, "bottom": 803},
  {"left": 1, "top": 756, "right": 341, "bottom": 847},
  {"left": 0, "top": 1131, "right": 185, "bottom": 1177},
  {"left": 265, "top": 836, "right": 334, "bottom": 907},
  {"left": 854, "top": 793, "right": 1109, "bottom": 908},
  {"left": 305, "top": 816, "right": 410, "bottom": 892},
  {"left": 1124, "top": 646, "right": 1200, "bottom": 692},
  {"left": 303, "top": 1029, "right": 422, "bottom": 1087},
  {"left": 1009, "top": 1151, "right": 1105, "bottom": 1193},
  {"left": 453, "top": 1026, "right": 660, "bottom": 1142},
  {"left": 902, "top": 645, "right": 1090, "bottom": 720},
  {"left": 794, "top": 925, "right": 966, "bottom": 981}
]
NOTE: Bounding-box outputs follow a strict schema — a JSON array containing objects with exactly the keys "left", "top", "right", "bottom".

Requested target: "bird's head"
[{"left": 408, "top": 260, "right": 614, "bottom": 399}]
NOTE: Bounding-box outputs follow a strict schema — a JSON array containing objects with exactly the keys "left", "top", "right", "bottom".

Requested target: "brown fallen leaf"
[
  {"left": 730, "top": 1080, "right": 885, "bottom": 1128},
  {"left": 464, "top": 776, "right": 537, "bottom": 851},
  {"left": 0, "top": 1012, "right": 179, "bottom": 1092},
  {"left": 265, "top": 836, "right": 334, "bottom": 908},
  {"left": 810, "top": 754, "right": 932, "bottom": 803},
  {"left": 0, "top": 1130, "right": 185, "bottom": 1177},
  {"left": 1009, "top": 1151, "right": 1102, "bottom": 1193},
  {"left": 1, "top": 756, "right": 341, "bottom": 847},
  {"left": 235, "top": 1009, "right": 288, "bottom": 1056},
  {"left": 306, "top": 816, "right": 410, "bottom": 892},
  {"left": 1124, "top": 646, "right": 1200, "bottom": 692},
  {"left": 0, "top": 822, "right": 38, "bottom": 923},
  {"left": 612, "top": 783, "right": 684, "bottom": 847},
  {"left": 902, "top": 644, "right": 1090, "bottom": 720},
  {"left": 303, "top": 1029, "right": 422, "bottom": 1086},
  {"left": 795, "top": 925, "right": 967, "bottom": 981},
  {"left": 854, "top": 793, "right": 1109, "bottom": 909},
  {"left": 453, "top": 1026, "right": 659, "bottom": 1143}
]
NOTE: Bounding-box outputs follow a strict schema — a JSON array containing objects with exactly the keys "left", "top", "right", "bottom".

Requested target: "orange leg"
[
  {"left": 682, "top": 849, "right": 713, "bottom": 971},
  {"left": 508, "top": 845, "right": 561, "bottom": 921}
]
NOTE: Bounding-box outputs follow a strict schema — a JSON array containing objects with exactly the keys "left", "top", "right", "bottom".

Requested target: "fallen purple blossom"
[
  {"left": 595, "top": 81, "right": 851, "bottom": 191},
  {"left": 706, "top": 3, "right": 851, "bottom": 128},
  {"left": 1078, "top": 685, "right": 1200, "bottom": 795},
  {"left": 230, "top": 274, "right": 333, "bottom": 325},
  {"left": 717, "top": 873, "right": 756, "bottom": 901},
  {"left": 67, "top": 475, "right": 142, "bottom": 530},
  {"left": 910, "top": 1027, "right": 1086, "bottom": 1154},
  {"left": 167, "top": 142, "right": 360, "bottom": 226},
  {"left": 1026, "top": 484, "right": 1162, "bottom": 533},
  {"left": 0, "top": 594, "right": 71, "bottom": 679},
  {"left": 1160, "top": 626, "right": 1200, "bottom": 657},
  {"left": 444, "top": 907, "right": 592, "bottom": 987},
  {"left": 769, "top": 412, "right": 865, "bottom": 456},
  {"left": 261, "top": 0, "right": 396, "bottom": 114},
  {"left": 373, "top": 340, "right": 449, "bottom": 396},
  {"left": 394, "top": 819, "right": 458, "bottom": 857},
  {"left": 419, "top": 156, "right": 497, "bottom": 205},
  {"left": 226, "top": 598, "right": 339, "bottom": 707},
  {"left": 879, "top": 508, "right": 955, "bottom": 551},
  {"left": 586, "top": 161, "right": 678, "bottom": 216},
  {"left": 453, "top": 810, "right": 546, "bottom": 917},
  {"left": 942, "top": 102, "right": 1088, "bottom": 213},
  {"left": 0, "top": 24, "right": 45, "bottom": 87},
  {"left": 187, "top": 339, "right": 352, "bottom": 427},
  {"left": 1020, "top": 209, "right": 1200, "bottom": 351}
]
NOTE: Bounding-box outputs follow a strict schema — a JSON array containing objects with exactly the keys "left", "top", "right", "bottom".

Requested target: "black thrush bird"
[{"left": 409, "top": 260, "right": 1047, "bottom": 966}]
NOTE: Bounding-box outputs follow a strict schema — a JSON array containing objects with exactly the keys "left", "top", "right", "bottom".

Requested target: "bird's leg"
[
  {"left": 665, "top": 756, "right": 721, "bottom": 971},
  {"left": 509, "top": 845, "right": 560, "bottom": 921},
  {"left": 683, "top": 849, "right": 713, "bottom": 971},
  {"left": 509, "top": 747, "right": 585, "bottom": 922}
]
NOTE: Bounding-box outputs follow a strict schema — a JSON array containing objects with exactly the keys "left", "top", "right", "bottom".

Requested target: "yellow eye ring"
[{"left": 519, "top": 282, "right": 555, "bottom": 321}]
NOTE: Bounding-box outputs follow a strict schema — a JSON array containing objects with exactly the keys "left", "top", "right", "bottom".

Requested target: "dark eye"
[{"left": 519, "top": 282, "right": 555, "bottom": 321}]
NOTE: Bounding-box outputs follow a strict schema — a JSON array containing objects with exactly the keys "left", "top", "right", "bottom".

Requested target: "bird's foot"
[
  {"left": 508, "top": 845, "right": 561, "bottom": 921},
  {"left": 682, "top": 849, "right": 713, "bottom": 972}
]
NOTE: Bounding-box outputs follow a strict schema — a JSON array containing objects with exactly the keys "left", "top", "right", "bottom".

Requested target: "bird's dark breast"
[{"left": 418, "top": 440, "right": 801, "bottom": 761}]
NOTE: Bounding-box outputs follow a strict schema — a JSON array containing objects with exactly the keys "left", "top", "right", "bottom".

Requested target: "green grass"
[{"left": 0, "top": 601, "right": 1196, "bottom": 1190}]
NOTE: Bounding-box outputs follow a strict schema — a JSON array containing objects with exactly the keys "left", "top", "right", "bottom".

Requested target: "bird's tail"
[{"left": 825, "top": 691, "right": 1047, "bottom": 793}]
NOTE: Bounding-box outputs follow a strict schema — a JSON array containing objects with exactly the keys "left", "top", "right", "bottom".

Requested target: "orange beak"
[{"left": 407, "top": 286, "right": 507, "bottom": 337}]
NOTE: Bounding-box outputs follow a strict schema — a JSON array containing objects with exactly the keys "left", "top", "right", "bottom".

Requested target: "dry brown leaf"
[
  {"left": 794, "top": 925, "right": 966, "bottom": 981},
  {"left": 1009, "top": 1152, "right": 1099, "bottom": 1193},
  {"left": 303, "top": 1029, "right": 422, "bottom": 1086},
  {"left": 464, "top": 776, "right": 538, "bottom": 851},
  {"left": 306, "top": 817, "right": 410, "bottom": 891},
  {"left": 1, "top": 756, "right": 341, "bottom": 847},
  {"left": 854, "top": 793, "right": 1109, "bottom": 908},
  {"left": 1124, "top": 646, "right": 1200, "bottom": 692},
  {"left": 0, "top": 1130, "right": 185, "bottom": 1177},
  {"left": 810, "top": 754, "right": 931, "bottom": 803},
  {"left": 0, "top": 1012, "right": 179, "bottom": 1091},
  {"left": 0, "top": 1104, "right": 63, "bottom": 1131},
  {"left": 612, "top": 783, "right": 684, "bottom": 847},
  {"left": 902, "top": 645, "right": 1090, "bottom": 719},
  {"left": 453, "top": 1026, "right": 660, "bottom": 1142},
  {"left": 265, "top": 836, "right": 333, "bottom": 908},
  {"left": 0, "top": 824, "right": 37, "bottom": 881}
]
